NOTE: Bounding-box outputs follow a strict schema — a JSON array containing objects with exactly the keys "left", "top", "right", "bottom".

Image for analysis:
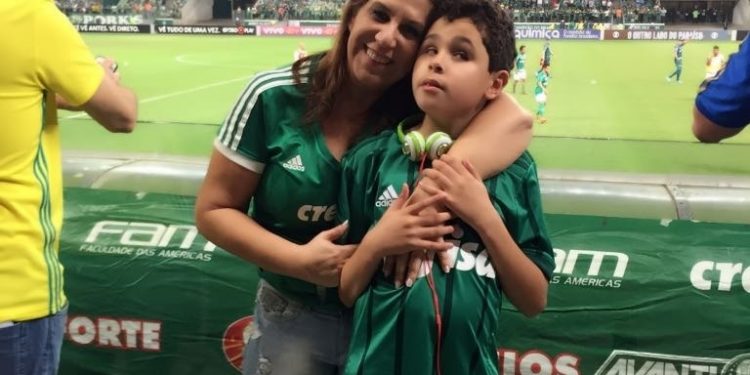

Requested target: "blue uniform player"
[{"left": 693, "top": 36, "right": 750, "bottom": 142}]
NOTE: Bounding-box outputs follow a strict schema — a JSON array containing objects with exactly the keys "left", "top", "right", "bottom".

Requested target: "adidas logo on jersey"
[
  {"left": 375, "top": 185, "right": 399, "bottom": 208},
  {"left": 282, "top": 155, "right": 305, "bottom": 172}
]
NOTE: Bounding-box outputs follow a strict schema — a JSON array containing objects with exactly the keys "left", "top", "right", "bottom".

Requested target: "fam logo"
[
  {"left": 594, "top": 350, "right": 750, "bottom": 375},
  {"left": 690, "top": 261, "right": 750, "bottom": 294},
  {"left": 222, "top": 316, "right": 255, "bottom": 372},
  {"left": 551, "top": 249, "right": 629, "bottom": 288},
  {"left": 81, "top": 221, "right": 215, "bottom": 261}
]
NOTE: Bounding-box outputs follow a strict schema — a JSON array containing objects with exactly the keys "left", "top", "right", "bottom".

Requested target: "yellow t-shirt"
[{"left": 0, "top": 0, "right": 103, "bottom": 321}]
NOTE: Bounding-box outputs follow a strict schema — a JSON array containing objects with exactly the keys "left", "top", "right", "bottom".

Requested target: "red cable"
[
  {"left": 425, "top": 260, "right": 443, "bottom": 375},
  {"left": 418, "top": 153, "right": 442, "bottom": 375}
]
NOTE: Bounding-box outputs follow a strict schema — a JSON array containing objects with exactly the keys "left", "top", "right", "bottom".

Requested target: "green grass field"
[{"left": 61, "top": 34, "right": 750, "bottom": 175}]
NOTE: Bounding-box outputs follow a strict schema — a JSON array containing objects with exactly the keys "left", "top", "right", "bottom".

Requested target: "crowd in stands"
[
  {"left": 56, "top": 0, "right": 185, "bottom": 18},
  {"left": 500, "top": 0, "right": 667, "bottom": 25},
  {"left": 240, "top": 0, "right": 345, "bottom": 21},
  {"left": 56, "top": 0, "right": 730, "bottom": 26},
  {"left": 239, "top": 0, "right": 729, "bottom": 26},
  {"left": 499, "top": 0, "right": 729, "bottom": 26}
]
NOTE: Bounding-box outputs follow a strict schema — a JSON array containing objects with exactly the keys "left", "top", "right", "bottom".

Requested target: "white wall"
[
  {"left": 733, "top": 0, "right": 750, "bottom": 28},
  {"left": 180, "top": 0, "right": 213, "bottom": 24}
]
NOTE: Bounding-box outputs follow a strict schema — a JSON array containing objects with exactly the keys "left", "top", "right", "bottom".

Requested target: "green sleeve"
[
  {"left": 493, "top": 161, "right": 555, "bottom": 280},
  {"left": 517, "top": 162, "right": 555, "bottom": 280},
  {"left": 338, "top": 150, "right": 374, "bottom": 245},
  {"left": 215, "top": 75, "right": 271, "bottom": 170}
]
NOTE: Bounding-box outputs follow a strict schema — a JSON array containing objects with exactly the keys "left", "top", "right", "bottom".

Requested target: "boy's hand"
[
  {"left": 384, "top": 177, "right": 457, "bottom": 287},
  {"left": 365, "top": 183, "right": 453, "bottom": 258},
  {"left": 420, "top": 155, "right": 494, "bottom": 230}
]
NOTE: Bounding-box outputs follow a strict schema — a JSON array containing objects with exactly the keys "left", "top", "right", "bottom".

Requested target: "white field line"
[{"left": 64, "top": 74, "right": 251, "bottom": 120}]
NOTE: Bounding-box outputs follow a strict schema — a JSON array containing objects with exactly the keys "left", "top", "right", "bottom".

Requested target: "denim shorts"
[
  {"left": 0, "top": 306, "right": 68, "bottom": 375},
  {"left": 242, "top": 280, "right": 351, "bottom": 375}
]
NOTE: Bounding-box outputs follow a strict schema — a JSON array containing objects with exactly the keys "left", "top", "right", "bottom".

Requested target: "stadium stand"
[{"left": 56, "top": 0, "right": 736, "bottom": 25}]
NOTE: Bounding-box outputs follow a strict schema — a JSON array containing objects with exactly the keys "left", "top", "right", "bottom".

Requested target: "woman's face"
[{"left": 345, "top": 0, "right": 433, "bottom": 94}]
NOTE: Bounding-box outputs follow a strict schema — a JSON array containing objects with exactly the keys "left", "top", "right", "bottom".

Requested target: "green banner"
[
  {"left": 60, "top": 188, "right": 258, "bottom": 374},
  {"left": 498, "top": 215, "right": 750, "bottom": 375},
  {"left": 59, "top": 188, "right": 750, "bottom": 374}
]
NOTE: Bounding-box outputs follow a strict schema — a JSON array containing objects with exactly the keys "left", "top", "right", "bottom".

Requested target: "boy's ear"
[{"left": 485, "top": 71, "right": 509, "bottom": 100}]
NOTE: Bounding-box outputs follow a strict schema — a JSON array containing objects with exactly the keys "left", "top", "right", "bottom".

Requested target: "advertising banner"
[
  {"left": 603, "top": 29, "right": 733, "bottom": 41},
  {"left": 516, "top": 29, "right": 601, "bottom": 40},
  {"left": 68, "top": 13, "right": 145, "bottom": 25},
  {"left": 498, "top": 214, "right": 750, "bottom": 375},
  {"left": 74, "top": 24, "right": 150, "bottom": 34},
  {"left": 515, "top": 28, "right": 562, "bottom": 40},
  {"left": 561, "top": 30, "right": 601, "bottom": 40},
  {"left": 59, "top": 189, "right": 750, "bottom": 374},
  {"left": 256, "top": 25, "right": 338, "bottom": 36},
  {"left": 59, "top": 188, "right": 258, "bottom": 374},
  {"left": 155, "top": 25, "right": 257, "bottom": 36}
]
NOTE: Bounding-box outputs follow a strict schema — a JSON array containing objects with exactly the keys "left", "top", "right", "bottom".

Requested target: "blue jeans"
[
  {"left": 242, "top": 281, "right": 351, "bottom": 375},
  {"left": 0, "top": 306, "right": 68, "bottom": 375}
]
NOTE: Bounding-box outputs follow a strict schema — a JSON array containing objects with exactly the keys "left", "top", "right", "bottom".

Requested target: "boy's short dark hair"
[{"left": 436, "top": 0, "right": 517, "bottom": 73}]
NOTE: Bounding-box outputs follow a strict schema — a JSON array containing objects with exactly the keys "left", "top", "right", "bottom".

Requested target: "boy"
[
  {"left": 513, "top": 45, "right": 528, "bottom": 94},
  {"left": 535, "top": 64, "right": 551, "bottom": 124},
  {"left": 337, "top": 1, "right": 555, "bottom": 374}
]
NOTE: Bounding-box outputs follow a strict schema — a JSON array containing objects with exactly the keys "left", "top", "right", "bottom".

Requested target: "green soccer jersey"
[
  {"left": 338, "top": 125, "right": 555, "bottom": 375},
  {"left": 535, "top": 70, "right": 549, "bottom": 95},
  {"left": 216, "top": 61, "right": 343, "bottom": 309},
  {"left": 515, "top": 53, "right": 526, "bottom": 71}
]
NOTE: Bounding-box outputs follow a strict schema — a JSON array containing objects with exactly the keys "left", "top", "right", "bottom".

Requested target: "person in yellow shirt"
[
  {"left": 704, "top": 45, "right": 726, "bottom": 79},
  {"left": 0, "top": 1, "right": 137, "bottom": 373}
]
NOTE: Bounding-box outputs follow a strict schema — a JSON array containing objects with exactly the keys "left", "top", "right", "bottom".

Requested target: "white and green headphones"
[{"left": 396, "top": 120, "right": 453, "bottom": 161}]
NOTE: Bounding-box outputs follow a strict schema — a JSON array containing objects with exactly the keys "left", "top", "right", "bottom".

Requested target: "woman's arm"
[
  {"left": 419, "top": 156, "right": 549, "bottom": 317},
  {"left": 449, "top": 85, "right": 533, "bottom": 178},
  {"left": 389, "top": 93, "right": 532, "bottom": 284},
  {"left": 195, "top": 149, "right": 355, "bottom": 287}
]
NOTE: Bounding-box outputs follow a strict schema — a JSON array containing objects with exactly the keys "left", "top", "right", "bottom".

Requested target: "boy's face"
[{"left": 412, "top": 17, "right": 500, "bottom": 121}]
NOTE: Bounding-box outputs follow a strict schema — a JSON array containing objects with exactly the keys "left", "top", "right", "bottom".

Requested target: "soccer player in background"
[
  {"left": 667, "top": 38, "right": 687, "bottom": 83},
  {"left": 338, "top": 1, "right": 554, "bottom": 374},
  {"left": 535, "top": 64, "right": 551, "bottom": 124},
  {"left": 513, "top": 45, "right": 528, "bottom": 94},
  {"left": 704, "top": 45, "right": 726, "bottom": 79},
  {"left": 540, "top": 36, "right": 553, "bottom": 67}
]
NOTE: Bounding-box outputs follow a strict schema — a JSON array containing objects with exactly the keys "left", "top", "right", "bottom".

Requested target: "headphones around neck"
[{"left": 396, "top": 121, "right": 453, "bottom": 161}]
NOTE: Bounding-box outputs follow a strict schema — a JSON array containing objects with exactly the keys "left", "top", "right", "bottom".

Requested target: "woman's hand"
[{"left": 297, "top": 222, "right": 357, "bottom": 287}]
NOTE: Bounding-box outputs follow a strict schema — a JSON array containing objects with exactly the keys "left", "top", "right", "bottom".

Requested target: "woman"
[{"left": 195, "top": 0, "right": 532, "bottom": 373}]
